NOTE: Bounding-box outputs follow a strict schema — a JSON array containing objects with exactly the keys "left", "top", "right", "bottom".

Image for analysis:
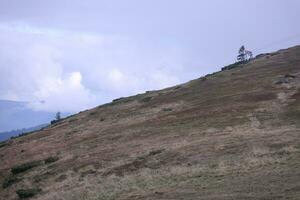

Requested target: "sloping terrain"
[{"left": 1, "top": 45, "right": 300, "bottom": 200}]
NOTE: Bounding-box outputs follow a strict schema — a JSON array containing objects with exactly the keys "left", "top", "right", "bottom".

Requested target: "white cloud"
[
  {"left": 0, "top": 22, "right": 194, "bottom": 112},
  {"left": 108, "top": 68, "right": 124, "bottom": 85},
  {"left": 28, "top": 72, "right": 96, "bottom": 112}
]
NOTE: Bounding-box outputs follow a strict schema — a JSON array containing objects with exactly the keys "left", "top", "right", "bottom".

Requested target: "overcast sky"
[{"left": 0, "top": 0, "right": 300, "bottom": 112}]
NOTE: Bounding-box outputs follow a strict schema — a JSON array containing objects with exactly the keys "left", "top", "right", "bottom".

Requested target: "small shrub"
[
  {"left": 0, "top": 142, "right": 8, "bottom": 148},
  {"left": 111, "top": 97, "right": 133, "bottom": 105},
  {"left": 148, "top": 149, "right": 164, "bottom": 156},
  {"left": 173, "top": 86, "right": 181, "bottom": 90},
  {"left": 16, "top": 188, "right": 41, "bottom": 199},
  {"left": 274, "top": 78, "right": 288, "bottom": 85},
  {"left": 55, "top": 174, "right": 67, "bottom": 182},
  {"left": 2, "top": 176, "right": 22, "bottom": 188},
  {"left": 80, "top": 170, "right": 96, "bottom": 177},
  {"left": 44, "top": 156, "right": 59, "bottom": 164},
  {"left": 51, "top": 119, "right": 59, "bottom": 124},
  {"left": 89, "top": 111, "right": 97, "bottom": 116},
  {"left": 162, "top": 108, "right": 173, "bottom": 112},
  {"left": 68, "top": 118, "right": 78, "bottom": 123},
  {"left": 141, "top": 96, "right": 152, "bottom": 103},
  {"left": 11, "top": 160, "right": 42, "bottom": 174},
  {"left": 10, "top": 132, "right": 32, "bottom": 140},
  {"left": 284, "top": 74, "right": 296, "bottom": 79},
  {"left": 221, "top": 61, "right": 248, "bottom": 71},
  {"left": 112, "top": 97, "right": 125, "bottom": 102}
]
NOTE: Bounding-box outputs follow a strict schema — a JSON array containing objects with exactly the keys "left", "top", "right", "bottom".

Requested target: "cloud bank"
[{"left": 0, "top": 22, "right": 190, "bottom": 112}]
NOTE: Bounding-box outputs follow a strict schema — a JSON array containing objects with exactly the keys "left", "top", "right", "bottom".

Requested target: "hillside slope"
[{"left": 1, "top": 46, "right": 300, "bottom": 200}]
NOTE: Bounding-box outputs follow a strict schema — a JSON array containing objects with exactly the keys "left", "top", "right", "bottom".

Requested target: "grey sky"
[{"left": 0, "top": 0, "right": 300, "bottom": 112}]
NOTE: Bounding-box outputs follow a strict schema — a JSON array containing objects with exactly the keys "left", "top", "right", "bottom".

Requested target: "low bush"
[
  {"left": 10, "top": 132, "right": 32, "bottom": 139},
  {"left": 141, "top": 96, "right": 152, "bottom": 103},
  {"left": 44, "top": 156, "right": 59, "bottom": 164},
  {"left": 0, "top": 142, "right": 8, "bottom": 148},
  {"left": 173, "top": 86, "right": 182, "bottom": 90},
  {"left": 51, "top": 119, "right": 59, "bottom": 124},
  {"left": 2, "top": 176, "right": 22, "bottom": 188},
  {"left": 221, "top": 61, "right": 247, "bottom": 71},
  {"left": 112, "top": 97, "right": 125, "bottom": 102},
  {"left": 11, "top": 160, "right": 42, "bottom": 174},
  {"left": 148, "top": 149, "right": 164, "bottom": 156},
  {"left": 55, "top": 174, "right": 67, "bottom": 182},
  {"left": 16, "top": 188, "right": 42, "bottom": 199}
]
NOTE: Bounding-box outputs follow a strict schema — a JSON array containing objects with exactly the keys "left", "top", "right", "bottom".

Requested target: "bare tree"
[
  {"left": 237, "top": 45, "right": 253, "bottom": 62},
  {"left": 245, "top": 50, "right": 253, "bottom": 60}
]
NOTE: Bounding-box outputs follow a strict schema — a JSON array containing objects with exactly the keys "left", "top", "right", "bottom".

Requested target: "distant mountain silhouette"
[
  {"left": 0, "top": 100, "right": 54, "bottom": 132},
  {"left": 0, "top": 123, "right": 48, "bottom": 141}
]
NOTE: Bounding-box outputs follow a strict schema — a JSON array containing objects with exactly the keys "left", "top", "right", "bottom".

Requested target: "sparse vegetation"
[
  {"left": 33, "top": 171, "right": 54, "bottom": 183},
  {"left": 148, "top": 149, "right": 164, "bottom": 156},
  {"left": 221, "top": 61, "right": 246, "bottom": 71},
  {"left": 44, "top": 156, "right": 59, "bottom": 164},
  {"left": 222, "top": 45, "right": 254, "bottom": 71},
  {"left": 55, "top": 174, "right": 67, "bottom": 182},
  {"left": 237, "top": 45, "right": 253, "bottom": 62},
  {"left": 11, "top": 160, "right": 42, "bottom": 174},
  {"left": 162, "top": 108, "right": 173, "bottom": 112},
  {"left": 80, "top": 169, "right": 96, "bottom": 177},
  {"left": 112, "top": 97, "right": 125, "bottom": 102},
  {"left": 140, "top": 96, "right": 152, "bottom": 102},
  {"left": 51, "top": 111, "right": 62, "bottom": 124},
  {"left": 2, "top": 175, "right": 22, "bottom": 188},
  {"left": 89, "top": 111, "right": 97, "bottom": 116},
  {"left": 0, "top": 141, "right": 8, "bottom": 148},
  {"left": 16, "top": 188, "right": 41, "bottom": 199},
  {"left": 111, "top": 96, "right": 134, "bottom": 105}
]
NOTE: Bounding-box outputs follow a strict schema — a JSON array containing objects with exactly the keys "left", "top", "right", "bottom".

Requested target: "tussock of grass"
[
  {"left": 2, "top": 176, "right": 22, "bottom": 188},
  {"left": 16, "top": 188, "right": 41, "bottom": 199},
  {"left": 0, "top": 142, "right": 8, "bottom": 148},
  {"left": 11, "top": 160, "right": 42, "bottom": 174},
  {"left": 162, "top": 108, "right": 172, "bottom": 112},
  {"left": 140, "top": 96, "right": 152, "bottom": 103},
  {"left": 44, "top": 156, "right": 59, "bottom": 164}
]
